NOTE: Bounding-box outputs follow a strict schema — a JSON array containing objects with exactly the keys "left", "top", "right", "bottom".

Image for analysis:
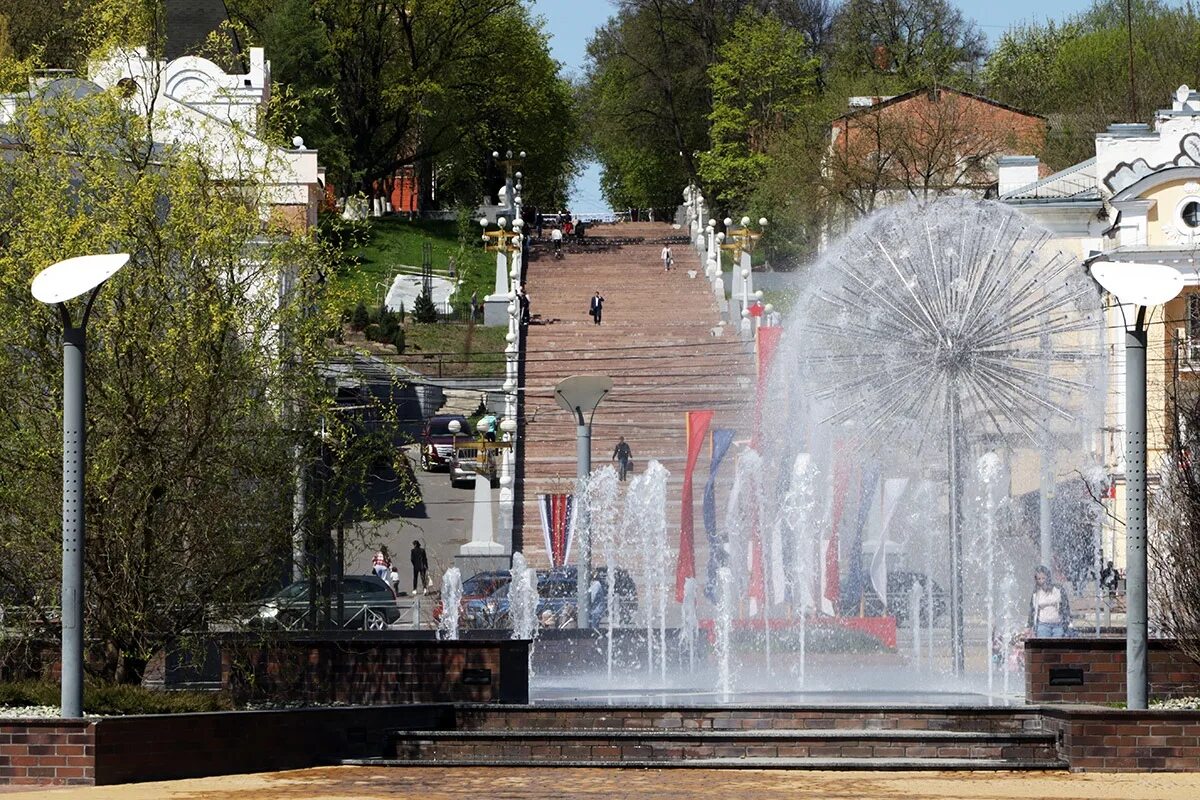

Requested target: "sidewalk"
[{"left": 6, "top": 766, "right": 1200, "bottom": 799}]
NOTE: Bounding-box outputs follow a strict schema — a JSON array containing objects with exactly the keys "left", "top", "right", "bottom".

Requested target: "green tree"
[
  {"left": 227, "top": 0, "right": 579, "bottom": 208},
  {"left": 0, "top": 53, "right": 405, "bottom": 682},
  {"left": 699, "top": 13, "right": 819, "bottom": 208},
  {"left": 412, "top": 286, "right": 438, "bottom": 324},
  {"left": 830, "top": 0, "right": 986, "bottom": 88}
]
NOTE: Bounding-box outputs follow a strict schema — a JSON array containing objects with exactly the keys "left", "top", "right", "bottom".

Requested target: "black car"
[{"left": 249, "top": 574, "right": 400, "bottom": 629}]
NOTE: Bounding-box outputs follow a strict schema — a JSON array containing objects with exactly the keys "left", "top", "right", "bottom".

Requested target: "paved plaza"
[{"left": 4, "top": 767, "right": 1200, "bottom": 799}]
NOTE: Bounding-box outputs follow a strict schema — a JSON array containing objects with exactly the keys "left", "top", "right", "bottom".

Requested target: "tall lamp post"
[
  {"left": 718, "top": 216, "right": 766, "bottom": 324},
  {"left": 1088, "top": 259, "right": 1184, "bottom": 710},
  {"left": 553, "top": 375, "right": 613, "bottom": 629},
  {"left": 31, "top": 253, "right": 130, "bottom": 719},
  {"left": 480, "top": 215, "right": 522, "bottom": 326}
]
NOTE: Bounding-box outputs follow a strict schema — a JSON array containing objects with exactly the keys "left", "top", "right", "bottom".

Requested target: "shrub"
[
  {"left": 364, "top": 323, "right": 382, "bottom": 342},
  {"left": 0, "top": 681, "right": 234, "bottom": 715},
  {"left": 412, "top": 287, "right": 438, "bottom": 323},
  {"left": 392, "top": 328, "right": 406, "bottom": 354},
  {"left": 350, "top": 301, "right": 370, "bottom": 332}
]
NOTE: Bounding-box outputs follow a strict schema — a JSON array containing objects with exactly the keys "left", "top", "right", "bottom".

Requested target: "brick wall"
[
  {"left": 220, "top": 633, "right": 528, "bottom": 705},
  {"left": 1042, "top": 707, "right": 1200, "bottom": 771},
  {"left": 0, "top": 720, "right": 94, "bottom": 785},
  {"left": 1026, "top": 638, "right": 1200, "bottom": 703}
]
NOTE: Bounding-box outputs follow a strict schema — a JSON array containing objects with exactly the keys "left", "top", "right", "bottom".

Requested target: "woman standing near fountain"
[{"left": 1028, "top": 566, "right": 1071, "bottom": 638}]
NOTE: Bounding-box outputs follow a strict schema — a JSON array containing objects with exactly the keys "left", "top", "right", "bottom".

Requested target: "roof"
[
  {"left": 1002, "top": 157, "right": 1100, "bottom": 202},
  {"left": 832, "top": 86, "right": 1046, "bottom": 123}
]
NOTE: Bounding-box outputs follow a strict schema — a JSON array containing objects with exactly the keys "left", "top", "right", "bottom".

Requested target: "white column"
[
  {"left": 493, "top": 250, "right": 508, "bottom": 297},
  {"left": 461, "top": 470, "right": 503, "bottom": 555}
]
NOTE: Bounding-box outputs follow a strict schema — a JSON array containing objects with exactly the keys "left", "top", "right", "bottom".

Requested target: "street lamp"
[
  {"left": 31, "top": 252, "right": 130, "bottom": 719},
  {"left": 719, "top": 216, "right": 767, "bottom": 323},
  {"left": 1088, "top": 259, "right": 1184, "bottom": 710},
  {"left": 553, "top": 375, "right": 613, "bottom": 629}
]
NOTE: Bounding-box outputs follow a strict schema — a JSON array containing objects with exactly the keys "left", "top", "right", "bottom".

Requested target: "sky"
[{"left": 527, "top": 0, "right": 1100, "bottom": 214}]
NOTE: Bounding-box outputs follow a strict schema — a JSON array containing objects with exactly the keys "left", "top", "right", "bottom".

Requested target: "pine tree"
[{"left": 413, "top": 286, "right": 438, "bottom": 323}]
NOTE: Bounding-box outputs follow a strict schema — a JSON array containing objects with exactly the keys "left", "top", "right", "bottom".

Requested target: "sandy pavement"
[{"left": 5, "top": 766, "right": 1200, "bottom": 799}]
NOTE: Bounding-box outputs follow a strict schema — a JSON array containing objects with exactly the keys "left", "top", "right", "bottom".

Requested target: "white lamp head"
[
  {"left": 708, "top": 218, "right": 716, "bottom": 227},
  {"left": 741, "top": 268, "right": 750, "bottom": 278},
  {"left": 759, "top": 217, "right": 768, "bottom": 227},
  {"left": 448, "top": 420, "right": 462, "bottom": 434},
  {"left": 32, "top": 253, "right": 130, "bottom": 304},
  {"left": 492, "top": 151, "right": 500, "bottom": 159},
  {"left": 497, "top": 216, "right": 507, "bottom": 227},
  {"left": 1090, "top": 261, "right": 1184, "bottom": 306},
  {"left": 723, "top": 217, "right": 733, "bottom": 227},
  {"left": 741, "top": 216, "right": 750, "bottom": 227},
  {"left": 512, "top": 218, "right": 524, "bottom": 229},
  {"left": 500, "top": 419, "right": 517, "bottom": 433},
  {"left": 479, "top": 218, "right": 489, "bottom": 228},
  {"left": 519, "top": 151, "right": 526, "bottom": 159}
]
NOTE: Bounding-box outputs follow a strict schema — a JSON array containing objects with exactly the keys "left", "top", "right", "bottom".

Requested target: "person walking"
[
  {"left": 661, "top": 245, "right": 673, "bottom": 271},
  {"left": 411, "top": 539, "right": 430, "bottom": 594},
  {"left": 612, "top": 436, "right": 632, "bottom": 481},
  {"left": 551, "top": 226, "right": 563, "bottom": 255},
  {"left": 1027, "top": 565, "right": 1071, "bottom": 637},
  {"left": 518, "top": 283, "right": 531, "bottom": 325},
  {"left": 589, "top": 291, "right": 605, "bottom": 325},
  {"left": 372, "top": 546, "right": 391, "bottom": 582}
]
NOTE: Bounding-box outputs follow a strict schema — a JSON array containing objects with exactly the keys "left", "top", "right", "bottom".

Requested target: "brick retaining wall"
[
  {"left": 1041, "top": 707, "right": 1200, "bottom": 771},
  {"left": 1026, "top": 638, "right": 1200, "bottom": 704},
  {"left": 0, "top": 719, "right": 94, "bottom": 785},
  {"left": 220, "top": 633, "right": 528, "bottom": 705}
]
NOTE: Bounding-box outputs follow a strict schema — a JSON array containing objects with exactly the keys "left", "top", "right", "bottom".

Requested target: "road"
[{"left": 346, "top": 445, "right": 500, "bottom": 598}]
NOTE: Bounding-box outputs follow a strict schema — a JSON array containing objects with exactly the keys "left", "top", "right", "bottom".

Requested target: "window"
[
  {"left": 1189, "top": 294, "right": 1200, "bottom": 361},
  {"left": 1183, "top": 201, "right": 1200, "bottom": 228}
]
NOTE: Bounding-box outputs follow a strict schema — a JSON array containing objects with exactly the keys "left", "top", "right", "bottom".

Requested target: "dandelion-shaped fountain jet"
[{"left": 771, "top": 198, "right": 1106, "bottom": 675}]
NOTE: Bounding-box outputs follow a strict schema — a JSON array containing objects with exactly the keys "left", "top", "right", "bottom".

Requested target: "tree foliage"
[
  {"left": 0, "top": 57, "right": 405, "bottom": 681},
  {"left": 699, "top": 12, "right": 820, "bottom": 208},
  {"left": 227, "top": 0, "right": 580, "bottom": 208}
]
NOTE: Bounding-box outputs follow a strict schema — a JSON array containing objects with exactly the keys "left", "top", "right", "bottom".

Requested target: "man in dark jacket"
[
  {"left": 612, "top": 436, "right": 632, "bottom": 481},
  {"left": 411, "top": 540, "right": 430, "bottom": 594},
  {"left": 589, "top": 291, "right": 604, "bottom": 325}
]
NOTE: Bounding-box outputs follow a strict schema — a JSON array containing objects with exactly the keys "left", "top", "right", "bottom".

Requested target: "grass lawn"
[
  {"left": 334, "top": 217, "right": 508, "bottom": 379},
  {"left": 339, "top": 217, "right": 497, "bottom": 312}
]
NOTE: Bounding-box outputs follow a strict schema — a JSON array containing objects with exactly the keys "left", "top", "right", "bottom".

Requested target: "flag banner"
[
  {"left": 821, "top": 451, "right": 852, "bottom": 615},
  {"left": 844, "top": 466, "right": 881, "bottom": 612},
  {"left": 870, "top": 478, "right": 910, "bottom": 610},
  {"left": 752, "top": 326, "right": 783, "bottom": 450},
  {"left": 703, "top": 428, "right": 737, "bottom": 602},
  {"left": 676, "top": 409, "right": 715, "bottom": 602},
  {"left": 538, "top": 493, "right": 576, "bottom": 568}
]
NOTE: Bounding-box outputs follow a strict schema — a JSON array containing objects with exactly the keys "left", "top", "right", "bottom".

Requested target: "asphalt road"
[{"left": 346, "top": 444, "right": 500, "bottom": 597}]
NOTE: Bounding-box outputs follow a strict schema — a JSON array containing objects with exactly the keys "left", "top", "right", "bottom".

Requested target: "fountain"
[
  {"left": 524, "top": 197, "right": 1106, "bottom": 704},
  {"left": 509, "top": 552, "right": 539, "bottom": 642},
  {"left": 438, "top": 567, "right": 463, "bottom": 640}
]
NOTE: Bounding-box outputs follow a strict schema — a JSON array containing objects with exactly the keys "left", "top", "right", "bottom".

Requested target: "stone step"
[{"left": 376, "top": 727, "right": 1060, "bottom": 767}]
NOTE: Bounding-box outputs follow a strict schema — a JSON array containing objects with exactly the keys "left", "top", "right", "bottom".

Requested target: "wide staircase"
[
  {"left": 517, "top": 222, "right": 755, "bottom": 564},
  {"left": 350, "top": 705, "right": 1066, "bottom": 770}
]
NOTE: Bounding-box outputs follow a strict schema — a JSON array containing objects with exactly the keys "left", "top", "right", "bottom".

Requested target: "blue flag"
[
  {"left": 843, "top": 465, "right": 880, "bottom": 611},
  {"left": 703, "top": 428, "right": 737, "bottom": 602}
]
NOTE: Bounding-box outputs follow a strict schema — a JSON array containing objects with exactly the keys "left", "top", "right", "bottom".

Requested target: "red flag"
[
  {"left": 752, "top": 326, "right": 782, "bottom": 450},
  {"left": 676, "top": 410, "right": 715, "bottom": 601},
  {"left": 822, "top": 450, "right": 852, "bottom": 613}
]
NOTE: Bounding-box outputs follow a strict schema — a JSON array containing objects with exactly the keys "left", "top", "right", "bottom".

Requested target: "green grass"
[
  {"left": 760, "top": 289, "right": 797, "bottom": 315},
  {"left": 339, "top": 218, "right": 496, "bottom": 312},
  {"left": 336, "top": 218, "right": 508, "bottom": 379},
  {"left": 394, "top": 322, "right": 508, "bottom": 378}
]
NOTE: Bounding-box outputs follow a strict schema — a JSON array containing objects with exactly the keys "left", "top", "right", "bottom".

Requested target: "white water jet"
[
  {"left": 584, "top": 466, "right": 620, "bottom": 676},
  {"left": 978, "top": 452, "right": 1002, "bottom": 697},
  {"left": 438, "top": 567, "right": 463, "bottom": 640},
  {"left": 910, "top": 580, "right": 923, "bottom": 668},
  {"left": 510, "top": 552, "right": 539, "bottom": 641},
  {"left": 681, "top": 577, "right": 698, "bottom": 673},
  {"left": 716, "top": 566, "right": 734, "bottom": 698}
]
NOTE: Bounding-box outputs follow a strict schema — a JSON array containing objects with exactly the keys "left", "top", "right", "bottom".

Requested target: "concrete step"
[{"left": 347, "top": 755, "right": 1067, "bottom": 770}]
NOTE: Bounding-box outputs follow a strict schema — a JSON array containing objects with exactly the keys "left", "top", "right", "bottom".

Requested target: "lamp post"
[
  {"left": 1089, "top": 259, "right": 1184, "bottom": 710},
  {"left": 553, "top": 375, "right": 613, "bottom": 629},
  {"left": 480, "top": 215, "right": 522, "bottom": 326},
  {"left": 718, "top": 216, "right": 767, "bottom": 324},
  {"left": 31, "top": 253, "right": 130, "bottom": 719}
]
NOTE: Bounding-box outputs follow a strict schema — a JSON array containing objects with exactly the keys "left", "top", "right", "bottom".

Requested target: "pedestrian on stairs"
[
  {"left": 411, "top": 540, "right": 430, "bottom": 594},
  {"left": 589, "top": 291, "right": 605, "bottom": 325},
  {"left": 612, "top": 436, "right": 633, "bottom": 481},
  {"left": 661, "top": 245, "right": 673, "bottom": 271}
]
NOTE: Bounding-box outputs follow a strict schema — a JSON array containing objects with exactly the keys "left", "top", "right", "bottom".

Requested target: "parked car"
[
  {"left": 449, "top": 441, "right": 499, "bottom": 488},
  {"left": 250, "top": 574, "right": 400, "bottom": 630},
  {"left": 846, "top": 570, "right": 947, "bottom": 625},
  {"left": 432, "top": 570, "right": 512, "bottom": 625},
  {"left": 463, "top": 566, "right": 638, "bottom": 630},
  {"left": 420, "top": 414, "right": 470, "bottom": 471}
]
